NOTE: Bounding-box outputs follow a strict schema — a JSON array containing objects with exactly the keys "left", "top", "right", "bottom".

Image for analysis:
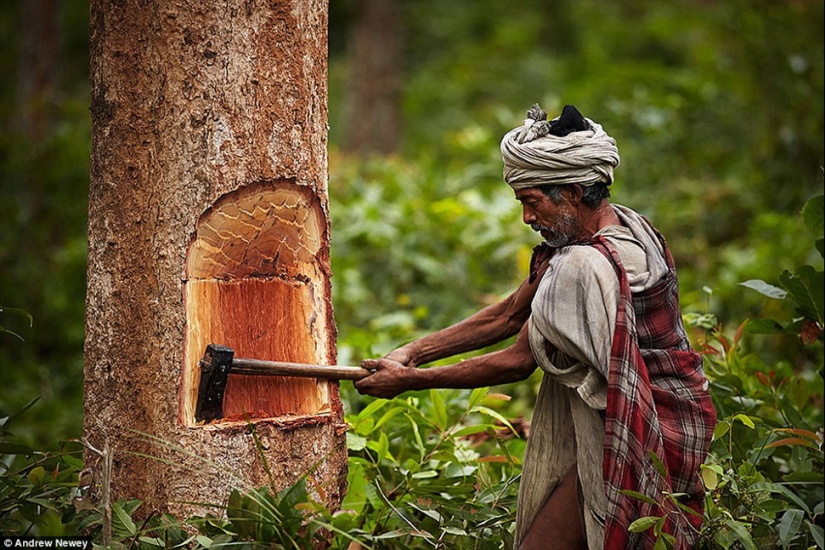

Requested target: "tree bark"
[
  {"left": 84, "top": 0, "right": 346, "bottom": 517},
  {"left": 341, "top": 0, "right": 402, "bottom": 154}
]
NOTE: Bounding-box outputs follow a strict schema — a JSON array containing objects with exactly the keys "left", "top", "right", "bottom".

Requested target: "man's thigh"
[{"left": 519, "top": 465, "right": 587, "bottom": 550}]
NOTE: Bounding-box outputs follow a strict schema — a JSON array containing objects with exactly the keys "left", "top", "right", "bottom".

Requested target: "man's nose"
[{"left": 522, "top": 207, "right": 536, "bottom": 225}]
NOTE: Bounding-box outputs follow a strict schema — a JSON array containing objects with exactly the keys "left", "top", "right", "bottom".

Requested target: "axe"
[{"left": 195, "top": 343, "right": 372, "bottom": 423}]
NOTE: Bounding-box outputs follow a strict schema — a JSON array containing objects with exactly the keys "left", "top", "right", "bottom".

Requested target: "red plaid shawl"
[{"left": 591, "top": 232, "right": 716, "bottom": 549}]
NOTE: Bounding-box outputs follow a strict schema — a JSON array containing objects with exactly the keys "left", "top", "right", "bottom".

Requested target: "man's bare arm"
[
  {"left": 355, "top": 322, "right": 538, "bottom": 399},
  {"left": 388, "top": 260, "right": 550, "bottom": 367}
]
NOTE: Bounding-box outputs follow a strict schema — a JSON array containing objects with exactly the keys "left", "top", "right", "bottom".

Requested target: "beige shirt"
[{"left": 514, "top": 205, "right": 668, "bottom": 549}]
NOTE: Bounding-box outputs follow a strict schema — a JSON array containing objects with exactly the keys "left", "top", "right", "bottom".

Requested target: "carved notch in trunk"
[{"left": 181, "top": 181, "right": 332, "bottom": 426}]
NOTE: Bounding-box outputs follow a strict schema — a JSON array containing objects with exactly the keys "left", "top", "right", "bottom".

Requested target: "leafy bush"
[
  {"left": 337, "top": 387, "right": 524, "bottom": 549},
  {"left": 0, "top": 398, "right": 85, "bottom": 536},
  {"left": 697, "top": 195, "right": 823, "bottom": 549}
]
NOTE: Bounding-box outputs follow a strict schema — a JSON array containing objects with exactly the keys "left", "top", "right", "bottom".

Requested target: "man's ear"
[{"left": 564, "top": 184, "right": 583, "bottom": 206}]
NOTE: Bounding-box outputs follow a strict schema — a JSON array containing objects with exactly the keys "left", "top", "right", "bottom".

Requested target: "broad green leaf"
[
  {"left": 745, "top": 318, "right": 784, "bottom": 334},
  {"left": 802, "top": 194, "right": 824, "bottom": 236},
  {"left": 452, "top": 423, "right": 497, "bottom": 437},
  {"left": 342, "top": 462, "right": 368, "bottom": 514},
  {"left": 713, "top": 420, "right": 731, "bottom": 441},
  {"left": 724, "top": 519, "right": 756, "bottom": 550},
  {"left": 628, "top": 515, "right": 659, "bottom": 532},
  {"left": 468, "top": 387, "right": 489, "bottom": 409},
  {"left": 27, "top": 466, "right": 46, "bottom": 486},
  {"left": 739, "top": 280, "right": 787, "bottom": 299},
  {"left": 112, "top": 501, "right": 138, "bottom": 537},
  {"left": 733, "top": 414, "right": 755, "bottom": 429},
  {"left": 748, "top": 482, "right": 811, "bottom": 514},
  {"left": 406, "top": 414, "right": 426, "bottom": 461},
  {"left": 0, "top": 442, "right": 34, "bottom": 455},
  {"left": 376, "top": 431, "right": 390, "bottom": 462},
  {"left": 701, "top": 466, "right": 718, "bottom": 490},
  {"left": 659, "top": 532, "right": 677, "bottom": 549},
  {"left": 470, "top": 406, "right": 516, "bottom": 434},
  {"left": 619, "top": 489, "right": 659, "bottom": 507},
  {"left": 807, "top": 521, "right": 824, "bottom": 548},
  {"left": 778, "top": 509, "right": 804, "bottom": 547},
  {"left": 648, "top": 450, "right": 667, "bottom": 479},
  {"left": 372, "top": 530, "right": 408, "bottom": 540},
  {"left": 346, "top": 432, "right": 367, "bottom": 451},
  {"left": 780, "top": 266, "right": 824, "bottom": 324},
  {"left": 430, "top": 389, "right": 448, "bottom": 431},
  {"left": 138, "top": 537, "right": 164, "bottom": 548},
  {"left": 373, "top": 406, "right": 405, "bottom": 432},
  {"left": 356, "top": 398, "right": 389, "bottom": 421}
]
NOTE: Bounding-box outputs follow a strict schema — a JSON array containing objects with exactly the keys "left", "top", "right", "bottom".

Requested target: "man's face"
[{"left": 514, "top": 187, "right": 580, "bottom": 247}]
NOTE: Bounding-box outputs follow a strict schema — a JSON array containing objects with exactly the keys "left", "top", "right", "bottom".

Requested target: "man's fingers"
[
  {"left": 360, "top": 358, "right": 383, "bottom": 371},
  {"left": 361, "top": 358, "right": 405, "bottom": 371},
  {"left": 353, "top": 358, "right": 406, "bottom": 400}
]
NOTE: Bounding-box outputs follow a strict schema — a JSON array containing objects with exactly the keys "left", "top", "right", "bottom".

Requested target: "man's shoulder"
[{"left": 547, "top": 244, "right": 615, "bottom": 283}]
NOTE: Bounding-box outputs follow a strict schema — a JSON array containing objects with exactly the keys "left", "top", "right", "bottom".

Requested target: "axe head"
[{"left": 194, "top": 344, "right": 234, "bottom": 423}]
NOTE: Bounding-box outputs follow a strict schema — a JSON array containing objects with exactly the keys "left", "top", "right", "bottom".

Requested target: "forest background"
[{"left": 0, "top": 0, "right": 823, "bottom": 548}]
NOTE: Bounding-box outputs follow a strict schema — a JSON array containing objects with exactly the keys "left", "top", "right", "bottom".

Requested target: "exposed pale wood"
[
  {"left": 184, "top": 277, "right": 328, "bottom": 422},
  {"left": 182, "top": 182, "right": 335, "bottom": 424}
]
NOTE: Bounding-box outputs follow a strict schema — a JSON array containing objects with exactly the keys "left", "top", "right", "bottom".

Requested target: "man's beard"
[{"left": 532, "top": 212, "right": 579, "bottom": 247}]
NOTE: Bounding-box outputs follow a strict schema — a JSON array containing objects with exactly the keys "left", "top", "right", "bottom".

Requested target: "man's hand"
[
  {"left": 354, "top": 358, "right": 415, "bottom": 399},
  {"left": 383, "top": 346, "right": 419, "bottom": 368}
]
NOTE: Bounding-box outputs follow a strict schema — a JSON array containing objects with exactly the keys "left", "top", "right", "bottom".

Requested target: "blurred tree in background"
[
  {"left": 1, "top": 0, "right": 822, "bottom": 449},
  {"left": 1, "top": 0, "right": 90, "bottom": 445}
]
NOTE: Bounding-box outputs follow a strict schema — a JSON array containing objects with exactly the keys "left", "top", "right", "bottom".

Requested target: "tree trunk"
[
  {"left": 341, "top": 0, "right": 402, "bottom": 154},
  {"left": 17, "top": 0, "right": 59, "bottom": 143},
  {"left": 84, "top": 0, "right": 347, "bottom": 517}
]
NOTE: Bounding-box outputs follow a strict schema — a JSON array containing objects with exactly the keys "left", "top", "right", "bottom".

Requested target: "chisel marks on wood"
[{"left": 187, "top": 180, "right": 327, "bottom": 281}]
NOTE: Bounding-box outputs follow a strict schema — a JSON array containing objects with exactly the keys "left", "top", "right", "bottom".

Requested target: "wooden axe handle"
[{"left": 232, "top": 358, "right": 371, "bottom": 380}]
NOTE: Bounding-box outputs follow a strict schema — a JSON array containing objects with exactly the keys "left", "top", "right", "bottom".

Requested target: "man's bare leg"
[{"left": 519, "top": 465, "right": 587, "bottom": 550}]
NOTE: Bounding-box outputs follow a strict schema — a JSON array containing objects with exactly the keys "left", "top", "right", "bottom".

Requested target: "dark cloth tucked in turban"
[{"left": 501, "top": 104, "right": 620, "bottom": 190}]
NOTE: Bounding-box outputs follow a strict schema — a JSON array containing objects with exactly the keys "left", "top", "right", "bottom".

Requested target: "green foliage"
[
  {"left": 698, "top": 322, "right": 823, "bottom": 549},
  {"left": 329, "top": 152, "right": 532, "bottom": 365},
  {"left": 337, "top": 386, "right": 522, "bottom": 548},
  {"left": 697, "top": 195, "right": 824, "bottom": 549},
  {"left": 0, "top": 306, "right": 32, "bottom": 342},
  {"left": 737, "top": 194, "right": 824, "bottom": 349},
  {"left": 0, "top": 399, "right": 85, "bottom": 536}
]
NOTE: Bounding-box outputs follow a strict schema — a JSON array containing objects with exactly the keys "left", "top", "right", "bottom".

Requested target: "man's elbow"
[{"left": 507, "top": 358, "right": 537, "bottom": 382}]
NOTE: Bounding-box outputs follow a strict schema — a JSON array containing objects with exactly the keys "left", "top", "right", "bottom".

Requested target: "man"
[{"left": 354, "top": 104, "right": 716, "bottom": 550}]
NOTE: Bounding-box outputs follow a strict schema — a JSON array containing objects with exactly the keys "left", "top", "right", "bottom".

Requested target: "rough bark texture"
[{"left": 84, "top": 0, "right": 346, "bottom": 516}]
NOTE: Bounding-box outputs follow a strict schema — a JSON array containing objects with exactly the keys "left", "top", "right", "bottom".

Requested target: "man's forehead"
[{"left": 514, "top": 187, "right": 546, "bottom": 201}]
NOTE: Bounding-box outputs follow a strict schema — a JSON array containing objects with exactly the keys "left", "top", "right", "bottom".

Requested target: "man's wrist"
[
  {"left": 396, "top": 343, "right": 422, "bottom": 367},
  {"left": 402, "top": 363, "right": 425, "bottom": 391}
]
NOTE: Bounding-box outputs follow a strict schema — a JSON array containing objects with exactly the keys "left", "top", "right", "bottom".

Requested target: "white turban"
[{"left": 500, "top": 105, "right": 620, "bottom": 190}]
